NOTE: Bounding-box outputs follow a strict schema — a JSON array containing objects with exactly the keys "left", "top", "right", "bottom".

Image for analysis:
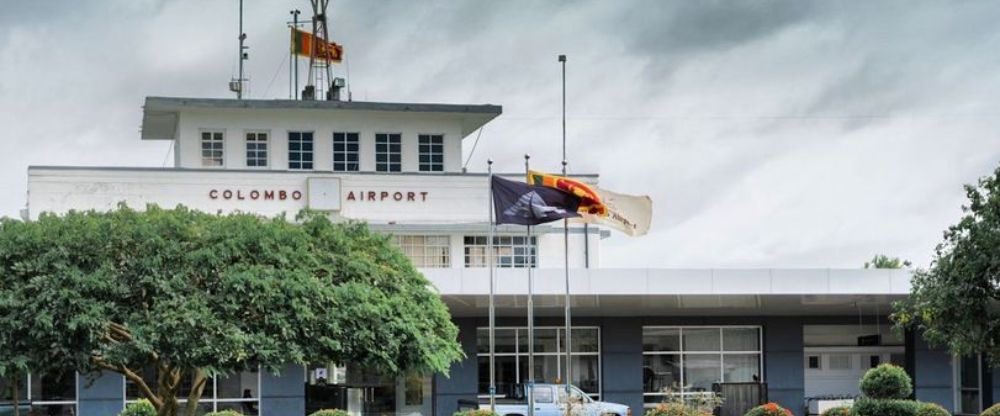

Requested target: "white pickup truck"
[{"left": 480, "top": 384, "right": 631, "bottom": 416}]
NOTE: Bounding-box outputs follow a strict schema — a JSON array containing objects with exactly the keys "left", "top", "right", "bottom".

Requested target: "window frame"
[
  {"left": 417, "top": 134, "right": 444, "bottom": 172},
  {"left": 641, "top": 326, "right": 764, "bottom": 408},
  {"left": 476, "top": 326, "right": 602, "bottom": 400},
  {"left": 288, "top": 131, "right": 315, "bottom": 171},
  {"left": 953, "top": 354, "right": 983, "bottom": 416},
  {"left": 124, "top": 368, "right": 263, "bottom": 415},
  {"left": 375, "top": 133, "right": 402, "bottom": 173},
  {"left": 0, "top": 371, "right": 79, "bottom": 414},
  {"left": 200, "top": 129, "right": 226, "bottom": 168},
  {"left": 244, "top": 130, "right": 270, "bottom": 168},
  {"left": 391, "top": 235, "right": 451, "bottom": 268},
  {"left": 332, "top": 132, "right": 361, "bottom": 172},
  {"left": 463, "top": 235, "right": 538, "bottom": 268}
]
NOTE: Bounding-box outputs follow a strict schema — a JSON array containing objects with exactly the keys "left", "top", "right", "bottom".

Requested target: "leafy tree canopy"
[
  {"left": 864, "top": 254, "right": 911, "bottom": 269},
  {"left": 0, "top": 206, "right": 462, "bottom": 416},
  {"left": 894, "top": 165, "right": 1000, "bottom": 364}
]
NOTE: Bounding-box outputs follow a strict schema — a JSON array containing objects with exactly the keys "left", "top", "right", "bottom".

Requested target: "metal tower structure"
[{"left": 304, "top": 0, "right": 336, "bottom": 100}]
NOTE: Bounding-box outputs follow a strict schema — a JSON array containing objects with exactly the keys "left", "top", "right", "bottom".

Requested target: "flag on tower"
[
  {"left": 492, "top": 176, "right": 581, "bottom": 226},
  {"left": 291, "top": 28, "right": 343, "bottom": 62},
  {"left": 527, "top": 170, "right": 652, "bottom": 236}
]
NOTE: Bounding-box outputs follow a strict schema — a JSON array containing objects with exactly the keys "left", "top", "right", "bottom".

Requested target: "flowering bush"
[
  {"left": 645, "top": 402, "right": 709, "bottom": 416},
  {"left": 982, "top": 403, "right": 1000, "bottom": 416},
  {"left": 311, "top": 410, "right": 351, "bottom": 416},
  {"left": 118, "top": 400, "right": 156, "bottom": 416},
  {"left": 205, "top": 411, "right": 244, "bottom": 416},
  {"left": 745, "top": 402, "right": 794, "bottom": 416}
]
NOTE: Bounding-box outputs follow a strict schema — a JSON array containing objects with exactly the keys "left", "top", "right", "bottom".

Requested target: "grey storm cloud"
[{"left": 1, "top": 0, "right": 999, "bottom": 269}]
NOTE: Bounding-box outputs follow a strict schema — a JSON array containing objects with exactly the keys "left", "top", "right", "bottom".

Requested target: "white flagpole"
[
  {"left": 525, "top": 153, "right": 535, "bottom": 416},
  {"left": 487, "top": 159, "right": 497, "bottom": 412},
  {"left": 558, "top": 54, "right": 572, "bottom": 402}
]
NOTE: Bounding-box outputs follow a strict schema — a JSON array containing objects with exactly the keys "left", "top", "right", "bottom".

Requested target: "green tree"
[
  {"left": 894, "top": 165, "right": 1000, "bottom": 363},
  {"left": 0, "top": 206, "right": 462, "bottom": 416},
  {"left": 864, "top": 254, "right": 911, "bottom": 269}
]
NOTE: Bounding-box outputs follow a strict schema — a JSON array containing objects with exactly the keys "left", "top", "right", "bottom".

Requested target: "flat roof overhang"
[
  {"left": 140, "top": 96, "right": 503, "bottom": 140},
  {"left": 422, "top": 268, "right": 911, "bottom": 317}
]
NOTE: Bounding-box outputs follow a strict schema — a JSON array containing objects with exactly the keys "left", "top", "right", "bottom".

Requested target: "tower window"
[
  {"left": 418, "top": 134, "right": 444, "bottom": 172},
  {"left": 245, "top": 131, "right": 268, "bottom": 168},
  {"left": 333, "top": 132, "right": 360, "bottom": 172},
  {"left": 375, "top": 133, "right": 401, "bottom": 172},
  {"left": 201, "top": 131, "right": 224, "bottom": 167},
  {"left": 288, "top": 131, "right": 314, "bottom": 170}
]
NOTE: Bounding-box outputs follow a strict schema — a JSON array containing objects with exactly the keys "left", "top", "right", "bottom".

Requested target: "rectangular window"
[
  {"left": 288, "top": 131, "right": 314, "bottom": 170},
  {"left": 201, "top": 131, "right": 224, "bottom": 167},
  {"left": 127, "top": 368, "right": 260, "bottom": 415},
  {"left": 0, "top": 372, "right": 77, "bottom": 415},
  {"left": 245, "top": 131, "right": 268, "bottom": 168},
  {"left": 477, "top": 327, "right": 601, "bottom": 400},
  {"left": 391, "top": 235, "right": 450, "bottom": 268},
  {"left": 375, "top": 133, "right": 402, "bottom": 172},
  {"left": 418, "top": 134, "right": 444, "bottom": 172},
  {"left": 463, "top": 235, "right": 537, "bottom": 268},
  {"left": 332, "top": 132, "right": 360, "bottom": 172},
  {"left": 642, "top": 327, "right": 763, "bottom": 407},
  {"left": 956, "top": 355, "right": 982, "bottom": 415}
]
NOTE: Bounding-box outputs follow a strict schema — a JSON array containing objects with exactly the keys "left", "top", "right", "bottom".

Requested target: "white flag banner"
[{"left": 579, "top": 187, "right": 652, "bottom": 236}]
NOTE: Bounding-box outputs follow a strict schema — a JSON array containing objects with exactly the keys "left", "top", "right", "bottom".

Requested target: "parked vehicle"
[{"left": 480, "top": 384, "right": 631, "bottom": 416}]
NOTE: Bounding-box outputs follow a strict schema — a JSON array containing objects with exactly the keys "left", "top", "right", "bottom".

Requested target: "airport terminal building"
[{"left": 10, "top": 96, "right": 994, "bottom": 416}]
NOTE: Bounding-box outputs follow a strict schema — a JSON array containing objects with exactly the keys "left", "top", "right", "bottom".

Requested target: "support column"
[
  {"left": 763, "top": 318, "right": 804, "bottom": 413},
  {"left": 434, "top": 318, "right": 479, "bottom": 416},
  {"left": 600, "top": 318, "right": 644, "bottom": 414}
]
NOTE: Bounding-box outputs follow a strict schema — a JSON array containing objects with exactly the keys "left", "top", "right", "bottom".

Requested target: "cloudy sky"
[{"left": 1, "top": 1, "right": 998, "bottom": 268}]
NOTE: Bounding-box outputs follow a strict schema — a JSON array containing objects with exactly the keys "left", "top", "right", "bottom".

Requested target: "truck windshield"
[{"left": 558, "top": 385, "right": 592, "bottom": 404}]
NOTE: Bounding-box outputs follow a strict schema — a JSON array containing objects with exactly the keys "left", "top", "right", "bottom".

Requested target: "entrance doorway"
[{"left": 305, "top": 364, "right": 431, "bottom": 416}]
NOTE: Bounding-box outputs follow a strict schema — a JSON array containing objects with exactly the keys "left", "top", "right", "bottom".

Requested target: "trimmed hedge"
[
  {"left": 981, "top": 403, "right": 1000, "bottom": 416},
  {"left": 119, "top": 400, "right": 156, "bottom": 416},
  {"left": 453, "top": 410, "right": 499, "bottom": 416},
  {"left": 860, "top": 364, "right": 912, "bottom": 400},
  {"left": 915, "top": 403, "right": 950, "bottom": 416},
  {"left": 853, "top": 398, "right": 920, "bottom": 416},
  {"left": 311, "top": 410, "right": 351, "bottom": 416},
  {"left": 820, "top": 406, "right": 851, "bottom": 416},
  {"left": 745, "top": 402, "right": 793, "bottom": 416}
]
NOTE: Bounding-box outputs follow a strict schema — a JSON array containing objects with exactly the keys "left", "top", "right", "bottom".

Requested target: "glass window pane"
[
  {"left": 643, "top": 328, "right": 680, "bottom": 352},
  {"left": 533, "top": 328, "right": 558, "bottom": 353},
  {"left": 723, "top": 328, "right": 759, "bottom": 351},
  {"left": 723, "top": 354, "right": 760, "bottom": 382},
  {"left": 217, "top": 370, "right": 258, "bottom": 399},
  {"left": 683, "top": 329, "right": 721, "bottom": 352},
  {"left": 682, "top": 354, "right": 721, "bottom": 392},
  {"left": 477, "top": 328, "right": 517, "bottom": 354},
  {"left": 643, "top": 354, "right": 681, "bottom": 393},
  {"left": 30, "top": 371, "right": 75, "bottom": 401},
  {"left": 569, "top": 328, "right": 599, "bottom": 353},
  {"left": 570, "top": 355, "right": 600, "bottom": 395}
]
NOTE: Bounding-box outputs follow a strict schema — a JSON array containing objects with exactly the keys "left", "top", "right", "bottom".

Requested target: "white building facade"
[{"left": 14, "top": 96, "right": 993, "bottom": 416}]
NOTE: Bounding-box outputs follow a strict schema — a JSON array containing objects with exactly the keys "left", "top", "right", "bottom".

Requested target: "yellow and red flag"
[
  {"left": 527, "top": 170, "right": 652, "bottom": 236},
  {"left": 291, "top": 28, "right": 343, "bottom": 63}
]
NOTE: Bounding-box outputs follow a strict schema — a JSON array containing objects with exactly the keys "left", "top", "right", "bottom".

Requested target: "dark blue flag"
[{"left": 492, "top": 176, "right": 581, "bottom": 225}]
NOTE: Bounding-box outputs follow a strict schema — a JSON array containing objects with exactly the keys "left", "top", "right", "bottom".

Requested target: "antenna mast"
[
  {"left": 230, "top": 0, "right": 249, "bottom": 99},
  {"left": 304, "top": 0, "right": 339, "bottom": 100}
]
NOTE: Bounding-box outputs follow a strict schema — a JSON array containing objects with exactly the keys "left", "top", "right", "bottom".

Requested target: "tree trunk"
[{"left": 184, "top": 369, "right": 208, "bottom": 416}]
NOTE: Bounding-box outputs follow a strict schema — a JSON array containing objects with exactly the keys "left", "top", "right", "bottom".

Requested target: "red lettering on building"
[
  {"left": 347, "top": 191, "right": 356, "bottom": 201},
  {"left": 222, "top": 190, "right": 233, "bottom": 199},
  {"left": 209, "top": 190, "right": 219, "bottom": 199},
  {"left": 264, "top": 190, "right": 274, "bottom": 200},
  {"left": 292, "top": 191, "right": 302, "bottom": 200},
  {"left": 250, "top": 190, "right": 260, "bottom": 200}
]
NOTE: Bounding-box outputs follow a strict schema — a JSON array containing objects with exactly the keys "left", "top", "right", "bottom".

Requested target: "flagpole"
[
  {"left": 558, "top": 54, "right": 572, "bottom": 402},
  {"left": 487, "top": 159, "right": 497, "bottom": 412},
  {"left": 525, "top": 153, "right": 535, "bottom": 416}
]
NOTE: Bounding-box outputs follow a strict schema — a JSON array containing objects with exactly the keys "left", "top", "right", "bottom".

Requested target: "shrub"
[
  {"left": 745, "top": 402, "right": 794, "bottom": 416},
  {"left": 860, "top": 364, "right": 912, "bottom": 399},
  {"left": 821, "top": 406, "right": 851, "bottom": 416},
  {"left": 205, "top": 411, "right": 244, "bottom": 416},
  {"left": 119, "top": 400, "right": 156, "bottom": 416},
  {"left": 915, "top": 403, "right": 950, "bottom": 416},
  {"left": 983, "top": 404, "right": 1000, "bottom": 416},
  {"left": 646, "top": 402, "right": 707, "bottom": 416},
  {"left": 852, "top": 398, "right": 919, "bottom": 416},
  {"left": 453, "top": 410, "right": 498, "bottom": 416}
]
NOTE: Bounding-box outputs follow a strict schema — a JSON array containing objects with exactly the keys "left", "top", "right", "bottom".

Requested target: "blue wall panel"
[
  {"left": 261, "top": 364, "right": 305, "bottom": 416},
  {"left": 763, "top": 318, "right": 804, "bottom": 414},
  {"left": 434, "top": 318, "right": 479, "bottom": 416},
  {"left": 77, "top": 371, "right": 123, "bottom": 416},
  {"left": 913, "top": 335, "right": 953, "bottom": 410},
  {"left": 600, "top": 317, "right": 644, "bottom": 414}
]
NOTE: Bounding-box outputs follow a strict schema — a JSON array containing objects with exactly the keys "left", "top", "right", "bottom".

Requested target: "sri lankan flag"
[
  {"left": 291, "top": 28, "right": 343, "bottom": 63},
  {"left": 528, "top": 170, "right": 652, "bottom": 236}
]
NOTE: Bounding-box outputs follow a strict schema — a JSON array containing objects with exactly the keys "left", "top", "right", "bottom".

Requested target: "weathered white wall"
[
  {"left": 174, "top": 108, "right": 464, "bottom": 172},
  {"left": 27, "top": 167, "right": 600, "bottom": 268}
]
